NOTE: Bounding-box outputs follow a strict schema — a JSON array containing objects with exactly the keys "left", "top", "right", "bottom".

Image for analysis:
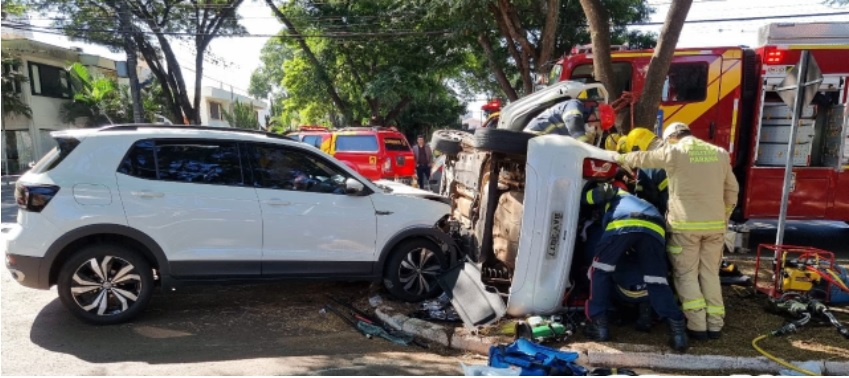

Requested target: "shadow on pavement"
[{"left": 28, "top": 281, "right": 458, "bottom": 374}]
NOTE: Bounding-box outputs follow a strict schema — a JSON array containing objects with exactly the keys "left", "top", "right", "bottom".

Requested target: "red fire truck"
[{"left": 552, "top": 22, "right": 849, "bottom": 222}]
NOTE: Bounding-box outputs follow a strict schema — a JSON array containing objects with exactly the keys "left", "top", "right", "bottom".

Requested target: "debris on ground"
[{"left": 412, "top": 293, "right": 462, "bottom": 323}]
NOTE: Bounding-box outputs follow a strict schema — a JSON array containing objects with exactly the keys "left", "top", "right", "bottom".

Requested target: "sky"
[{"left": 14, "top": 0, "right": 849, "bottom": 112}]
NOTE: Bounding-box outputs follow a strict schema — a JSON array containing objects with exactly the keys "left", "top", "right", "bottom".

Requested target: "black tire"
[
  {"left": 57, "top": 243, "right": 154, "bottom": 325},
  {"left": 383, "top": 239, "right": 447, "bottom": 302},
  {"left": 473, "top": 128, "right": 535, "bottom": 155},
  {"left": 430, "top": 129, "right": 470, "bottom": 156}
]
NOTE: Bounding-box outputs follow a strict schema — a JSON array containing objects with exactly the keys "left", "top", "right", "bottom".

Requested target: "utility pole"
[{"left": 118, "top": 0, "right": 144, "bottom": 123}]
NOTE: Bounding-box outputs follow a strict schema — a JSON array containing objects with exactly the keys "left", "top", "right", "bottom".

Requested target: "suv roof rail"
[
  {"left": 98, "top": 124, "right": 297, "bottom": 141},
  {"left": 336, "top": 126, "right": 399, "bottom": 133}
]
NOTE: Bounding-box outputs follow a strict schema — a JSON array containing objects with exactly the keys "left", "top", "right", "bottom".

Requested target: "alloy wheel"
[
  {"left": 397, "top": 247, "right": 442, "bottom": 296},
  {"left": 69, "top": 256, "right": 143, "bottom": 317}
]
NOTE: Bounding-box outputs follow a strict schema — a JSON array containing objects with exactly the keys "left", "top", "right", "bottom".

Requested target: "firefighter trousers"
[
  {"left": 586, "top": 232, "right": 684, "bottom": 322},
  {"left": 667, "top": 232, "right": 725, "bottom": 332}
]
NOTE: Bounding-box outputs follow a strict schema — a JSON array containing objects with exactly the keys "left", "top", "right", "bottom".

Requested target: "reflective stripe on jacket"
[
  {"left": 620, "top": 136, "right": 739, "bottom": 234},
  {"left": 582, "top": 187, "right": 666, "bottom": 244}
]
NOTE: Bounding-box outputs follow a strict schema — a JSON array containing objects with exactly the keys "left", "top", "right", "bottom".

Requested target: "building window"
[
  {"left": 662, "top": 63, "right": 708, "bottom": 103},
  {"left": 209, "top": 101, "right": 222, "bottom": 120},
  {"left": 28, "top": 62, "right": 71, "bottom": 99}
]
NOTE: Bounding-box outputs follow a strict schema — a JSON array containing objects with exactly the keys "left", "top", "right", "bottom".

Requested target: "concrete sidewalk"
[{"left": 374, "top": 305, "right": 849, "bottom": 375}]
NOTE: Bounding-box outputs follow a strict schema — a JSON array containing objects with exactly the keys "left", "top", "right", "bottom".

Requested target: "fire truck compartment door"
[{"left": 744, "top": 167, "right": 831, "bottom": 219}]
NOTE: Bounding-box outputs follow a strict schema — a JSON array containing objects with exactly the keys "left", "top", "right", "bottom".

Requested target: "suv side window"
[
  {"left": 302, "top": 135, "right": 323, "bottom": 148},
  {"left": 118, "top": 139, "right": 244, "bottom": 186},
  {"left": 248, "top": 143, "right": 348, "bottom": 194}
]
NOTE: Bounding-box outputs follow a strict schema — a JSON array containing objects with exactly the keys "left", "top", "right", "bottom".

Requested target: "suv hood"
[{"left": 373, "top": 180, "right": 449, "bottom": 204}]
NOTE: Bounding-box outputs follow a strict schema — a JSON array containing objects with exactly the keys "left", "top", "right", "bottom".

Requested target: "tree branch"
[
  {"left": 537, "top": 0, "right": 559, "bottom": 79},
  {"left": 477, "top": 32, "right": 518, "bottom": 101}
]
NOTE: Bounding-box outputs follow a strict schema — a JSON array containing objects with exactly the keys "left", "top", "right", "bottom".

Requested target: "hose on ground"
[{"left": 751, "top": 334, "right": 817, "bottom": 376}]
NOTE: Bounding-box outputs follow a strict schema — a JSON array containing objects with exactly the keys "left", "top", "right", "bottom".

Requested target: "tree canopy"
[
  {"left": 259, "top": 0, "right": 467, "bottom": 133},
  {"left": 31, "top": 0, "right": 246, "bottom": 124}
]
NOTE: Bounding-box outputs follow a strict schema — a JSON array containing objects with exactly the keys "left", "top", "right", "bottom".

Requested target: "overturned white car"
[{"left": 432, "top": 81, "right": 617, "bottom": 321}]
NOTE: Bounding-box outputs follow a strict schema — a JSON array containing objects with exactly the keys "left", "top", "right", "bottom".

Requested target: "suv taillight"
[
  {"left": 15, "top": 183, "right": 60, "bottom": 212},
  {"left": 582, "top": 158, "right": 618, "bottom": 179}
]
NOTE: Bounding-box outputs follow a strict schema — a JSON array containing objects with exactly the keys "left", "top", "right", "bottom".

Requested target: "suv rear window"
[
  {"left": 118, "top": 139, "right": 244, "bottom": 186},
  {"left": 383, "top": 137, "right": 410, "bottom": 152},
  {"left": 29, "top": 137, "right": 80, "bottom": 174},
  {"left": 335, "top": 135, "right": 378, "bottom": 152}
]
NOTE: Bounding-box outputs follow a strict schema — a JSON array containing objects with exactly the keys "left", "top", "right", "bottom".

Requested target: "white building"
[
  {"left": 193, "top": 86, "right": 269, "bottom": 129},
  {"left": 1, "top": 37, "right": 127, "bottom": 176}
]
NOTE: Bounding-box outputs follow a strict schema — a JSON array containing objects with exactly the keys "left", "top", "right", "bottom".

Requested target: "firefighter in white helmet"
[{"left": 612, "top": 122, "right": 739, "bottom": 341}]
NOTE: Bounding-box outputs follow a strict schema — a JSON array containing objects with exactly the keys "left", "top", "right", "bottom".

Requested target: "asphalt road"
[{"left": 1, "top": 272, "right": 482, "bottom": 375}]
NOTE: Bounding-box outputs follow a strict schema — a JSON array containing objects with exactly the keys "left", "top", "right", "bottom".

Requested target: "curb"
[{"left": 374, "top": 305, "right": 849, "bottom": 375}]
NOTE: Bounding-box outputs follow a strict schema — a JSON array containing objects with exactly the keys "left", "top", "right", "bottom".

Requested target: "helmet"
[
  {"left": 625, "top": 128, "right": 661, "bottom": 152},
  {"left": 662, "top": 122, "right": 690, "bottom": 141},
  {"left": 604, "top": 132, "right": 623, "bottom": 152}
]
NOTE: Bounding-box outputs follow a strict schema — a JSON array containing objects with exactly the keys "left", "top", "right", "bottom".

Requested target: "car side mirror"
[{"left": 345, "top": 178, "right": 365, "bottom": 195}]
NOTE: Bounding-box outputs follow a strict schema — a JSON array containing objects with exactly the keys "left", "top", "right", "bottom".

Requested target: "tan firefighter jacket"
[{"left": 618, "top": 136, "right": 739, "bottom": 234}]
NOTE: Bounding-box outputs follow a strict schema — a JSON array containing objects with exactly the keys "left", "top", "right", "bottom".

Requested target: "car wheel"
[
  {"left": 430, "top": 130, "right": 470, "bottom": 156},
  {"left": 473, "top": 128, "right": 535, "bottom": 155},
  {"left": 57, "top": 243, "right": 154, "bottom": 325},
  {"left": 383, "top": 239, "right": 447, "bottom": 302}
]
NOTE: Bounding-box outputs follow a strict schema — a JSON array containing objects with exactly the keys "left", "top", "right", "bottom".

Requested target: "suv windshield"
[{"left": 335, "top": 135, "right": 378, "bottom": 152}]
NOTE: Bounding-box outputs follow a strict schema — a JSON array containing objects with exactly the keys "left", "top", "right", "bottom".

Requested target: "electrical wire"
[{"left": 751, "top": 335, "right": 818, "bottom": 376}]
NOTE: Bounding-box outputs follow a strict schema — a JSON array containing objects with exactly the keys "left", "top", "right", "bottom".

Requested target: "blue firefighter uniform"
[
  {"left": 582, "top": 184, "right": 684, "bottom": 324},
  {"left": 635, "top": 168, "right": 669, "bottom": 216},
  {"left": 583, "top": 221, "right": 650, "bottom": 305},
  {"left": 523, "top": 99, "right": 594, "bottom": 142}
]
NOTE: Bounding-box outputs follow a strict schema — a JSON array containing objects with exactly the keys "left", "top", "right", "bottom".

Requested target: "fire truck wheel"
[
  {"left": 430, "top": 130, "right": 470, "bottom": 156},
  {"left": 473, "top": 128, "right": 534, "bottom": 155}
]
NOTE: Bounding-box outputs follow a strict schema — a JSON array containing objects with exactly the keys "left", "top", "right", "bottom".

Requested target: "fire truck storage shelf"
[
  {"left": 759, "top": 120, "right": 816, "bottom": 144},
  {"left": 757, "top": 143, "right": 812, "bottom": 167},
  {"left": 761, "top": 103, "right": 816, "bottom": 119}
]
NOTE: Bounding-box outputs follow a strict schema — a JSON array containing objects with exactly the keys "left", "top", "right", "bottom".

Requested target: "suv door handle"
[
  {"left": 265, "top": 199, "right": 291, "bottom": 206},
  {"left": 130, "top": 190, "right": 164, "bottom": 198}
]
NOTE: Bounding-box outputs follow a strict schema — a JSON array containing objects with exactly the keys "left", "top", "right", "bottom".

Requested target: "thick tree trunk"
[
  {"left": 536, "top": 0, "right": 560, "bottom": 81},
  {"left": 118, "top": 0, "right": 144, "bottom": 123},
  {"left": 192, "top": 47, "right": 204, "bottom": 124},
  {"left": 632, "top": 0, "right": 694, "bottom": 131},
  {"left": 477, "top": 33, "right": 518, "bottom": 101},
  {"left": 265, "top": 0, "right": 352, "bottom": 123},
  {"left": 579, "top": 0, "right": 619, "bottom": 100},
  {"left": 488, "top": 3, "right": 532, "bottom": 96},
  {"left": 135, "top": 36, "right": 181, "bottom": 122},
  {"left": 495, "top": 0, "right": 534, "bottom": 95}
]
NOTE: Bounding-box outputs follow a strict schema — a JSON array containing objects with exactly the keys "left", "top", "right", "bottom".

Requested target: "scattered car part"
[{"left": 437, "top": 262, "right": 507, "bottom": 330}]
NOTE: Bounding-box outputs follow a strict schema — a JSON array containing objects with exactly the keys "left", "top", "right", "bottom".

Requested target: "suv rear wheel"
[
  {"left": 473, "top": 128, "right": 534, "bottom": 155},
  {"left": 57, "top": 244, "right": 154, "bottom": 325},
  {"left": 383, "top": 239, "right": 447, "bottom": 302}
]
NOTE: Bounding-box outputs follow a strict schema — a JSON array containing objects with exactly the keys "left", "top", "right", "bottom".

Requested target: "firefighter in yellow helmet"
[
  {"left": 620, "top": 128, "right": 669, "bottom": 215},
  {"left": 613, "top": 122, "right": 739, "bottom": 341}
]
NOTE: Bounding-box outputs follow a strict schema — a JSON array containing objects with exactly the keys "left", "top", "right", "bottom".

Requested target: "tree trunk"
[
  {"left": 632, "top": 0, "right": 694, "bottom": 131},
  {"left": 488, "top": 3, "right": 532, "bottom": 96},
  {"left": 118, "top": 0, "right": 144, "bottom": 123},
  {"left": 265, "top": 0, "right": 352, "bottom": 124},
  {"left": 494, "top": 0, "right": 533, "bottom": 95},
  {"left": 477, "top": 32, "right": 518, "bottom": 101},
  {"left": 135, "top": 35, "right": 181, "bottom": 122},
  {"left": 192, "top": 46, "right": 204, "bottom": 124},
  {"left": 578, "top": 0, "right": 619, "bottom": 100},
  {"left": 536, "top": 0, "right": 560, "bottom": 81}
]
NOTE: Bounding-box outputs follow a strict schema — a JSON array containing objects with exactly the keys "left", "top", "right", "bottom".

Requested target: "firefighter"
[
  {"left": 614, "top": 122, "right": 739, "bottom": 341},
  {"left": 581, "top": 181, "right": 688, "bottom": 352},
  {"left": 620, "top": 128, "right": 669, "bottom": 215},
  {"left": 523, "top": 99, "right": 600, "bottom": 143}
]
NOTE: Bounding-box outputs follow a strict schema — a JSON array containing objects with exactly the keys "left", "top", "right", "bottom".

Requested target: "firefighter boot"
[
  {"left": 668, "top": 318, "right": 689, "bottom": 352},
  {"left": 585, "top": 316, "right": 611, "bottom": 341},
  {"left": 635, "top": 302, "right": 653, "bottom": 332}
]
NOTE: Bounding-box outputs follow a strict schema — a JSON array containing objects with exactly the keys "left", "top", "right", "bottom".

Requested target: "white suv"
[{"left": 4, "top": 125, "right": 453, "bottom": 324}]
